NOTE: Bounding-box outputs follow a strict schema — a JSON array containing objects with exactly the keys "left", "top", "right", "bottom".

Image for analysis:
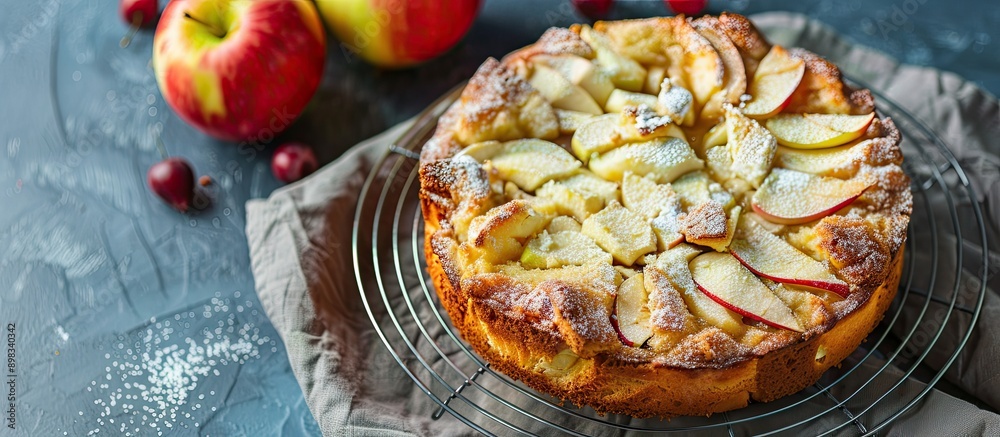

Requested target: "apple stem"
[
  {"left": 184, "top": 12, "right": 226, "bottom": 38},
  {"left": 119, "top": 13, "right": 142, "bottom": 48},
  {"left": 155, "top": 136, "right": 169, "bottom": 160}
]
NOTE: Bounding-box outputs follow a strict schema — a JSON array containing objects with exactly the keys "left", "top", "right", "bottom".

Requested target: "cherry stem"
[
  {"left": 184, "top": 11, "right": 225, "bottom": 38},
  {"left": 119, "top": 12, "right": 142, "bottom": 48}
]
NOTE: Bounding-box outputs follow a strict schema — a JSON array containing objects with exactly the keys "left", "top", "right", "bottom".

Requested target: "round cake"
[{"left": 418, "top": 13, "right": 911, "bottom": 417}]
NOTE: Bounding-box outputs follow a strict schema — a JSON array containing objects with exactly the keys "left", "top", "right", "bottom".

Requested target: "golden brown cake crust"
[{"left": 417, "top": 13, "right": 910, "bottom": 417}]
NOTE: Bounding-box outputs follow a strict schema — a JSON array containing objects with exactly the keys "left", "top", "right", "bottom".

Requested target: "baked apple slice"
[
  {"left": 613, "top": 273, "right": 653, "bottom": 347},
  {"left": 752, "top": 168, "right": 871, "bottom": 225},
  {"left": 670, "top": 170, "right": 735, "bottom": 211},
  {"left": 579, "top": 25, "right": 646, "bottom": 92},
  {"left": 533, "top": 54, "right": 615, "bottom": 106},
  {"left": 725, "top": 104, "right": 777, "bottom": 188},
  {"left": 651, "top": 245, "right": 745, "bottom": 336},
  {"left": 528, "top": 63, "right": 604, "bottom": 115},
  {"left": 588, "top": 137, "right": 704, "bottom": 183},
  {"left": 520, "top": 230, "right": 612, "bottom": 269},
  {"left": 559, "top": 170, "right": 620, "bottom": 204},
  {"left": 554, "top": 109, "right": 596, "bottom": 134},
  {"left": 682, "top": 204, "right": 741, "bottom": 252},
  {"left": 774, "top": 139, "right": 878, "bottom": 178},
  {"left": 490, "top": 139, "right": 581, "bottom": 191},
  {"left": 741, "top": 45, "right": 805, "bottom": 119},
  {"left": 571, "top": 113, "right": 622, "bottom": 162},
  {"left": 604, "top": 89, "right": 658, "bottom": 113},
  {"left": 454, "top": 140, "right": 504, "bottom": 162},
  {"left": 536, "top": 180, "right": 604, "bottom": 222},
  {"left": 467, "top": 200, "right": 551, "bottom": 263},
  {"left": 581, "top": 201, "right": 656, "bottom": 266},
  {"left": 692, "top": 16, "right": 749, "bottom": 120},
  {"left": 730, "top": 215, "right": 850, "bottom": 297},
  {"left": 765, "top": 112, "right": 875, "bottom": 149},
  {"left": 546, "top": 216, "right": 582, "bottom": 233},
  {"left": 690, "top": 252, "right": 804, "bottom": 332},
  {"left": 621, "top": 172, "right": 675, "bottom": 220}
]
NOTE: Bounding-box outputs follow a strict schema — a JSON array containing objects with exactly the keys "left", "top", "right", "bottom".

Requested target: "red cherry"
[
  {"left": 572, "top": 0, "right": 614, "bottom": 20},
  {"left": 271, "top": 143, "right": 319, "bottom": 183},
  {"left": 665, "top": 0, "right": 706, "bottom": 16},
  {"left": 120, "top": 0, "right": 158, "bottom": 27},
  {"left": 147, "top": 157, "right": 195, "bottom": 212}
]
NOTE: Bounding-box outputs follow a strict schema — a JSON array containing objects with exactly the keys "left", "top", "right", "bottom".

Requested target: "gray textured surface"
[{"left": 0, "top": 0, "right": 997, "bottom": 435}]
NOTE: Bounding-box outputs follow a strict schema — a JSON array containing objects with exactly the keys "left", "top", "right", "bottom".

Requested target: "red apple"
[
  {"left": 153, "top": 0, "right": 326, "bottom": 142},
  {"left": 121, "top": 0, "right": 158, "bottom": 27},
  {"left": 147, "top": 157, "right": 194, "bottom": 212},
  {"left": 665, "top": 0, "right": 706, "bottom": 16},
  {"left": 272, "top": 142, "right": 319, "bottom": 183},
  {"left": 573, "top": 0, "right": 614, "bottom": 20},
  {"left": 316, "top": 0, "right": 481, "bottom": 68}
]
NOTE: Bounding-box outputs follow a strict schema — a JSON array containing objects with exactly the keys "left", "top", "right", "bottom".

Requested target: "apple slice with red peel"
[
  {"left": 765, "top": 112, "right": 875, "bottom": 149},
  {"left": 651, "top": 245, "right": 745, "bottom": 336},
  {"left": 730, "top": 216, "right": 850, "bottom": 297},
  {"left": 741, "top": 45, "right": 805, "bottom": 119},
  {"left": 690, "top": 252, "right": 803, "bottom": 332},
  {"left": 613, "top": 273, "right": 653, "bottom": 347},
  {"left": 774, "top": 143, "right": 860, "bottom": 178},
  {"left": 752, "top": 168, "right": 870, "bottom": 225}
]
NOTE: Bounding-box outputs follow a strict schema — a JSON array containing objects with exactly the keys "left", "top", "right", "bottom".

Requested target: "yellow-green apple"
[
  {"left": 765, "top": 112, "right": 875, "bottom": 149},
  {"left": 316, "top": 0, "right": 481, "bottom": 68},
  {"left": 741, "top": 45, "right": 805, "bottom": 119},
  {"left": 153, "top": 0, "right": 326, "bottom": 142},
  {"left": 752, "top": 168, "right": 870, "bottom": 225},
  {"left": 730, "top": 214, "right": 850, "bottom": 297},
  {"left": 690, "top": 252, "right": 803, "bottom": 332}
]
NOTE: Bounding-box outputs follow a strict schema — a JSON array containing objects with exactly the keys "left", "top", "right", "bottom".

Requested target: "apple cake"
[{"left": 418, "top": 13, "right": 910, "bottom": 417}]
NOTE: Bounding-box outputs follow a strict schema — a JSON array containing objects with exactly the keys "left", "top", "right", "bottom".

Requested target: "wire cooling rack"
[{"left": 352, "top": 82, "right": 987, "bottom": 436}]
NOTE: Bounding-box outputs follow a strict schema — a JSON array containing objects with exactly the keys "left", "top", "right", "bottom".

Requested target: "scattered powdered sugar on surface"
[
  {"left": 79, "top": 295, "right": 271, "bottom": 436},
  {"left": 656, "top": 79, "right": 693, "bottom": 124},
  {"left": 628, "top": 104, "right": 673, "bottom": 136}
]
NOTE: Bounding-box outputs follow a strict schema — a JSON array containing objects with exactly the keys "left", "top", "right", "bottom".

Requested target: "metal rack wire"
[{"left": 352, "top": 82, "right": 988, "bottom": 436}]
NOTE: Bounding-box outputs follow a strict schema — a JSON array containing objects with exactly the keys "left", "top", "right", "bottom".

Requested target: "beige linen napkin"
[{"left": 247, "top": 12, "right": 1000, "bottom": 436}]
